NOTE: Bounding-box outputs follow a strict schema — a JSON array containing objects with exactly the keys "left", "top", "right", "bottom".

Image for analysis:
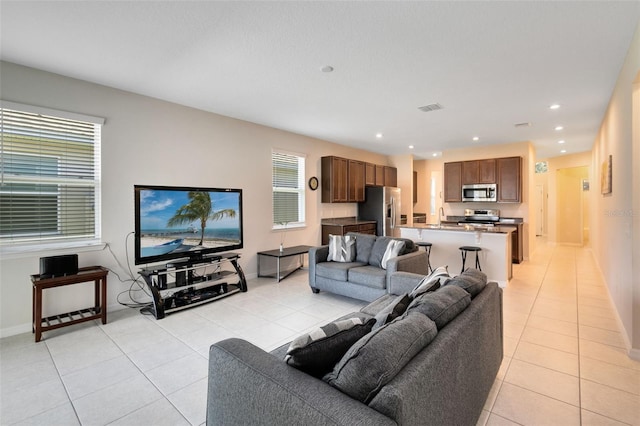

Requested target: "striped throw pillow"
[{"left": 327, "top": 235, "right": 356, "bottom": 262}]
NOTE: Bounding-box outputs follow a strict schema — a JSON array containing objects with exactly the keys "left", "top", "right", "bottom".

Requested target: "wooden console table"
[
  {"left": 257, "top": 245, "right": 312, "bottom": 282},
  {"left": 30, "top": 266, "right": 108, "bottom": 342}
]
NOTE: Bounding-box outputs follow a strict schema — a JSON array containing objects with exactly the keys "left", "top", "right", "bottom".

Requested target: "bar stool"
[
  {"left": 416, "top": 241, "right": 433, "bottom": 274},
  {"left": 459, "top": 246, "right": 482, "bottom": 273}
]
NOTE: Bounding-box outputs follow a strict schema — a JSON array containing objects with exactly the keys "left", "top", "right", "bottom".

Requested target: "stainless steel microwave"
[{"left": 462, "top": 184, "right": 497, "bottom": 202}]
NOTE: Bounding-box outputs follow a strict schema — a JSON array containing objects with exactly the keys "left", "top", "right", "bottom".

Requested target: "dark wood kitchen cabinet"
[
  {"left": 321, "top": 156, "right": 348, "bottom": 203},
  {"left": 444, "top": 161, "right": 463, "bottom": 202},
  {"left": 479, "top": 159, "right": 496, "bottom": 183},
  {"left": 384, "top": 166, "right": 397, "bottom": 187},
  {"left": 375, "top": 165, "right": 385, "bottom": 186},
  {"left": 497, "top": 157, "right": 522, "bottom": 203},
  {"left": 348, "top": 160, "right": 365, "bottom": 202},
  {"left": 365, "top": 163, "right": 376, "bottom": 186},
  {"left": 462, "top": 159, "right": 496, "bottom": 184}
]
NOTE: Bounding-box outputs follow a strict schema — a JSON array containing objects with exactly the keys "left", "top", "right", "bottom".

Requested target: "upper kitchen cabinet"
[
  {"left": 365, "top": 163, "right": 376, "bottom": 186},
  {"left": 321, "top": 156, "right": 368, "bottom": 203},
  {"left": 444, "top": 161, "right": 463, "bottom": 202},
  {"left": 497, "top": 156, "right": 522, "bottom": 202},
  {"left": 321, "top": 156, "right": 348, "bottom": 202},
  {"left": 384, "top": 166, "right": 398, "bottom": 187},
  {"left": 375, "top": 165, "right": 385, "bottom": 186},
  {"left": 462, "top": 159, "right": 496, "bottom": 184},
  {"left": 348, "top": 159, "right": 365, "bottom": 202}
]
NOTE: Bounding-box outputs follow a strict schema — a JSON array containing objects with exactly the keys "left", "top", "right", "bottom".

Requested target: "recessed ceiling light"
[
  {"left": 555, "top": 126, "right": 564, "bottom": 131},
  {"left": 432, "top": 153, "right": 438, "bottom": 157},
  {"left": 472, "top": 136, "right": 479, "bottom": 141},
  {"left": 375, "top": 133, "right": 383, "bottom": 139},
  {"left": 408, "top": 145, "right": 414, "bottom": 149},
  {"left": 560, "top": 149, "right": 567, "bottom": 153},
  {"left": 549, "top": 104, "right": 561, "bottom": 110},
  {"left": 558, "top": 140, "right": 565, "bottom": 144},
  {"left": 321, "top": 65, "right": 334, "bottom": 73}
]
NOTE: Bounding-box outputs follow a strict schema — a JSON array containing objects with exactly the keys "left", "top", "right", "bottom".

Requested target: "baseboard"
[{"left": 0, "top": 322, "right": 32, "bottom": 339}]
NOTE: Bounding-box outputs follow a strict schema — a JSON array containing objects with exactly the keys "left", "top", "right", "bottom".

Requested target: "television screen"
[{"left": 134, "top": 185, "right": 243, "bottom": 265}]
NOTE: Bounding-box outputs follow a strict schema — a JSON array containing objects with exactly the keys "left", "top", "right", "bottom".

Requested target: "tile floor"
[{"left": 1, "top": 239, "right": 639, "bottom": 425}]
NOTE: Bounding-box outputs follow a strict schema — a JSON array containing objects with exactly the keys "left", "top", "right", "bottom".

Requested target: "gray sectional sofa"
[
  {"left": 309, "top": 232, "right": 429, "bottom": 302},
  {"left": 206, "top": 276, "right": 504, "bottom": 426}
]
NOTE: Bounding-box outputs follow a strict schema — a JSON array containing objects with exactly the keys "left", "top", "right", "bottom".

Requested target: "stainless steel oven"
[{"left": 462, "top": 184, "right": 497, "bottom": 202}]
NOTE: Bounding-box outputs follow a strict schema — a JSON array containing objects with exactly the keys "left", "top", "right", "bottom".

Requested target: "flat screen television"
[{"left": 134, "top": 185, "right": 243, "bottom": 265}]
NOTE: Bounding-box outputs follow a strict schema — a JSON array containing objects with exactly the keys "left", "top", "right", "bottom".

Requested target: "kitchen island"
[{"left": 400, "top": 224, "right": 513, "bottom": 287}]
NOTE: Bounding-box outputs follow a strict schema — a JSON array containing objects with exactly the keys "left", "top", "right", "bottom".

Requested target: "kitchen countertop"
[
  {"left": 400, "top": 224, "right": 515, "bottom": 234},
  {"left": 321, "top": 217, "right": 376, "bottom": 226},
  {"left": 445, "top": 216, "right": 524, "bottom": 224}
]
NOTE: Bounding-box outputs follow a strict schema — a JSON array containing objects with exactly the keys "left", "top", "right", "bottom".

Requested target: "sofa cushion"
[
  {"left": 381, "top": 240, "right": 405, "bottom": 269},
  {"left": 407, "top": 285, "right": 470, "bottom": 329},
  {"left": 372, "top": 294, "right": 411, "bottom": 330},
  {"left": 409, "top": 265, "right": 450, "bottom": 298},
  {"left": 315, "top": 261, "right": 366, "bottom": 281},
  {"left": 285, "top": 313, "right": 375, "bottom": 378},
  {"left": 359, "top": 293, "right": 397, "bottom": 316},
  {"left": 369, "top": 237, "right": 392, "bottom": 267},
  {"left": 445, "top": 268, "right": 488, "bottom": 298},
  {"left": 324, "top": 311, "right": 438, "bottom": 403},
  {"left": 347, "top": 232, "right": 377, "bottom": 264},
  {"left": 348, "top": 265, "right": 387, "bottom": 289}
]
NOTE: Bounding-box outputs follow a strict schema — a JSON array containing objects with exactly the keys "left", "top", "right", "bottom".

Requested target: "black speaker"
[{"left": 39, "top": 254, "right": 79, "bottom": 278}]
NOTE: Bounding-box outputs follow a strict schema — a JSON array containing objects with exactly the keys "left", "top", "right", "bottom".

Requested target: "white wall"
[
  {"left": 590, "top": 22, "right": 640, "bottom": 357},
  {"left": 0, "top": 61, "right": 389, "bottom": 336}
]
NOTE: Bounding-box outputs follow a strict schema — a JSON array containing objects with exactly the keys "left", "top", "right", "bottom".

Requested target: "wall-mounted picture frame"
[{"left": 601, "top": 155, "right": 612, "bottom": 195}]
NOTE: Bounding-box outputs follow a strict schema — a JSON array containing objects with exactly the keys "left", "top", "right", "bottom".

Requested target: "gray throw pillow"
[
  {"left": 324, "top": 312, "right": 438, "bottom": 403},
  {"left": 445, "top": 268, "right": 488, "bottom": 298},
  {"left": 285, "top": 313, "right": 375, "bottom": 378},
  {"left": 347, "top": 232, "right": 376, "bottom": 264},
  {"left": 327, "top": 234, "right": 357, "bottom": 262},
  {"left": 368, "top": 236, "right": 392, "bottom": 267},
  {"left": 372, "top": 294, "right": 411, "bottom": 330},
  {"left": 409, "top": 265, "right": 450, "bottom": 298},
  {"left": 407, "top": 285, "right": 471, "bottom": 329}
]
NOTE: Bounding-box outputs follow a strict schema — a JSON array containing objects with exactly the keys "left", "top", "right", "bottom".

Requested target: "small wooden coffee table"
[{"left": 257, "top": 245, "right": 312, "bottom": 282}]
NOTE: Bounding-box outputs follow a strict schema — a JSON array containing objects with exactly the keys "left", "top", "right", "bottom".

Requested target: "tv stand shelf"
[{"left": 139, "top": 253, "right": 247, "bottom": 319}]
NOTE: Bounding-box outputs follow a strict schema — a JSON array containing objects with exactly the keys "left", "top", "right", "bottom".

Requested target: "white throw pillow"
[
  {"left": 327, "top": 235, "right": 357, "bottom": 262},
  {"left": 381, "top": 240, "right": 405, "bottom": 269}
]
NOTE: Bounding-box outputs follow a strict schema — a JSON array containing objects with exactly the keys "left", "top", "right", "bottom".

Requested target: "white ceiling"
[{"left": 1, "top": 1, "right": 639, "bottom": 160}]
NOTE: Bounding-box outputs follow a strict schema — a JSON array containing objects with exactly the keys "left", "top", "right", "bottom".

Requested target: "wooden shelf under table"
[{"left": 30, "top": 266, "right": 109, "bottom": 342}]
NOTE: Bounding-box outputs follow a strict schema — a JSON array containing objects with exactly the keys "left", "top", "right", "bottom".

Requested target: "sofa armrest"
[
  {"left": 309, "top": 245, "right": 329, "bottom": 288},
  {"left": 207, "top": 338, "right": 396, "bottom": 426},
  {"left": 385, "top": 251, "right": 428, "bottom": 288},
  {"left": 388, "top": 271, "right": 425, "bottom": 295}
]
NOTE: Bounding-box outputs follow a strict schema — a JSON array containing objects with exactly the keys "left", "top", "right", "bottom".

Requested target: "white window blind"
[
  {"left": 272, "top": 150, "right": 305, "bottom": 228},
  {"left": 0, "top": 102, "right": 103, "bottom": 248}
]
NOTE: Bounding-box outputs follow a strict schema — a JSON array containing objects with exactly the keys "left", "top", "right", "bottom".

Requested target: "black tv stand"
[{"left": 139, "top": 253, "right": 247, "bottom": 319}]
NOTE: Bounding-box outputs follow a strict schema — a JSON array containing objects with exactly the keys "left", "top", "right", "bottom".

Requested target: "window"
[
  {"left": 0, "top": 101, "right": 103, "bottom": 249},
  {"left": 272, "top": 150, "right": 305, "bottom": 229}
]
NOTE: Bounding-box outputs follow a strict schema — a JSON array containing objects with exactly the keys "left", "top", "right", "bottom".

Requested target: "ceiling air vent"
[
  {"left": 418, "top": 103, "right": 443, "bottom": 112},
  {"left": 514, "top": 122, "right": 532, "bottom": 128}
]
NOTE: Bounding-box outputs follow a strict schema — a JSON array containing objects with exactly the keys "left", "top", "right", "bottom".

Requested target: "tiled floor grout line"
[
  {"left": 43, "top": 337, "right": 84, "bottom": 426},
  {"left": 573, "top": 247, "right": 584, "bottom": 425},
  {"left": 491, "top": 243, "right": 553, "bottom": 422}
]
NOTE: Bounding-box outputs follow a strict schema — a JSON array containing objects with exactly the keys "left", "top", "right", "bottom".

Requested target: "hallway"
[{"left": 480, "top": 238, "right": 640, "bottom": 425}]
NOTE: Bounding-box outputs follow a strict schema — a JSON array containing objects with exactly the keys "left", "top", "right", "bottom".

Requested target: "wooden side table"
[{"left": 30, "top": 266, "right": 108, "bottom": 342}]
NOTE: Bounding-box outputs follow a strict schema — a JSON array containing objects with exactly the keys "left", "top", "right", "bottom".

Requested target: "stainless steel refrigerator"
[{"left": 358, "top": 186, "right": 402, "bottom": 237}]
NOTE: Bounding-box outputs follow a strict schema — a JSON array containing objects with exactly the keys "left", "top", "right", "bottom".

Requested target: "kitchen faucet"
[{"left": 438, "top": 207, "right": 445, "bottom": 226}]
